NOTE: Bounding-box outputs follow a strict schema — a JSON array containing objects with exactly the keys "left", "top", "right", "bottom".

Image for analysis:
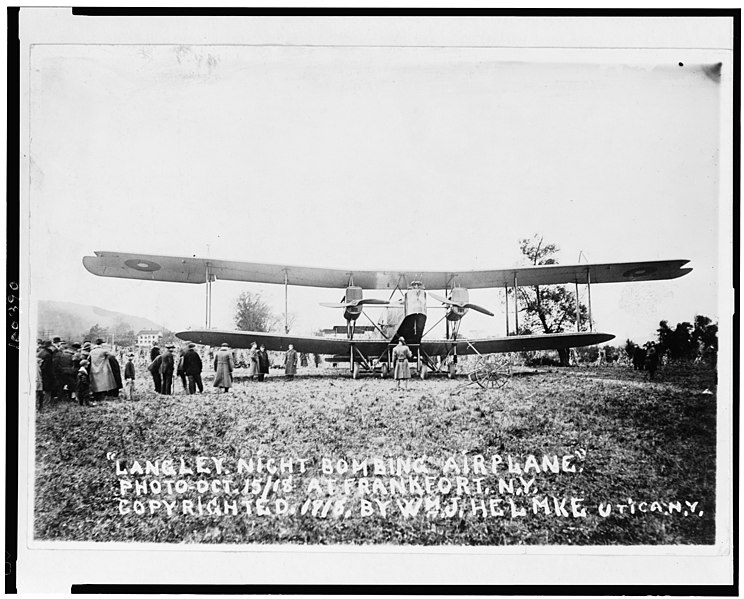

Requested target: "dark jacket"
[
  {"left": 148, "top": 355, "right": 162, "bottom": 374},
  {"left": 182, "top": 349, "right": 203, "bottom": 376},
  {"left": 124, "top": 361, "right": 135, "bottom": 380},
  {"left": 159, "top": 351, "right": 174, "bottom": 375},
  {"left": 108, "top": 355, "right": 123, "bottom": 394},
  {"left": 150, "top": 346, "right": 161, "bottom": 362},
  {"left": 37, "top": 348, "right": 56, "bottom": 390},
  {"left": 258, "top": 350, "right": 270, "bottom": 374},
  {"left": 76, "top": 368, "right": 90, "bottom": 399},
  {"left": 54, "top": 349, "right": 75, "bottom": 375}
]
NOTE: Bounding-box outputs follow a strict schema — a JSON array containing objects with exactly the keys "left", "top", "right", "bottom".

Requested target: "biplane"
[{"left": 83, "top": 251, "right": 692, "bottom": 378}]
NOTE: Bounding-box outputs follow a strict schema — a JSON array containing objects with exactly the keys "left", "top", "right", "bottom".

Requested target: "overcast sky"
[{"left": 28, "top": 44, "right": 723, "bottom": 343}]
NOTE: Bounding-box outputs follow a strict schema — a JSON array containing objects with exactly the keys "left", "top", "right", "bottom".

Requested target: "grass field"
[{"left": 34, "top": 362, "right": 717, "bottom": 545}]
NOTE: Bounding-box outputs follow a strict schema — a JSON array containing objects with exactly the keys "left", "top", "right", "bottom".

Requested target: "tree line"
[{"left": 625, "top": 315, "right": 718, "bottom": 365}]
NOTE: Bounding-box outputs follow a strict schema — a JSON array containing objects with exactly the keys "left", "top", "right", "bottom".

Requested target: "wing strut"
[
  {"left": 504, "top": 284, "right": 510, "bottom": 336},
  {"left": 575, "top": 281, "right": 581, "bottom": 332},
  {"left": 361, "top": 309, "right": 389, "bottom": 339},
  {"left": 283, "top": 269, "right": 289, "bottom": 334},
  {"left": 205, "top": 263, "right": 214, "bottom": 328},
  {"left": 513, "top": 273, "right": 519, "bottom": 334},
  {"left": 587, "top": 269, "right": 594, "bottom": 331},
  {"left": 423, "top": 313, "right": 447, "bottom": 339}
]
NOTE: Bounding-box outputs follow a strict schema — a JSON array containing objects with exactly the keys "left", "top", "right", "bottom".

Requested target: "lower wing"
[
  {"left": 177, "top": 329, "right": 613, "bottom": 357},
  {"left": 175, "top": 329, "right": 390, "bottom": 356},
  {"left": 421, "top": 332, "right": 615, "bottom": 356}
]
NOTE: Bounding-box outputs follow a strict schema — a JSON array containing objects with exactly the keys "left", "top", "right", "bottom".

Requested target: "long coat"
[
  {"left": 247, "top": 347, "right": 258, "bottom": 376},
  {"left": 89, "top": 346, "right": 116, "bottom": 393},
  {"left": 392, "top": 344, "right": 412, "bottom": 379},
  {"left": 213, "top": 349, "right": 235, "bottom": 388},
  {"left": 108, "top": 355, "right": 123, "bottom": 394},
  {"left": 182, "top": 349, "right": 203, "bottom": 376},
  {"left": 258, "top": 350, "right": 270, "bottom": 374},
  {"left": 159, "top": 351, "right": 174, "bottom": 375},
  {"left": 37, "top": 348, "right": 55, "bottom": 391},
  {"left": 285, "top": 349, "right": 298, "bottom": 376}
]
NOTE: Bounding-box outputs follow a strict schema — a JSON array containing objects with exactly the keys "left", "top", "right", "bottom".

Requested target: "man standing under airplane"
[
  {"left": 182, "top": 342, "right": 204, "bottom": 394},
  {"left": 159, "top": 344, "right": 175, "bottom": 395}
]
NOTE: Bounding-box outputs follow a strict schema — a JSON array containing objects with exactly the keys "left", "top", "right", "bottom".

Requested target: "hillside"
[{"left": 37, "top": 300, "right": 165, "bottom": 341}]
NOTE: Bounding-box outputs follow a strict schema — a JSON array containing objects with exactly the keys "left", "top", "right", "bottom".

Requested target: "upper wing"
[
  {"left": 421, "top": 332, "right": 615, "bottom": 356},
  {"left": 84, "top": 251, "right": 691, "bottom": 289},
  {"left": 175, "top": 329, "right": 390, "bottom": 356}
]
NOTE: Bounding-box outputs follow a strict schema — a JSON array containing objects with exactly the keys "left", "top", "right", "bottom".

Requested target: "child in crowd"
[
  {"left": 76, "top": 359, "right": 91, "bottom": 407},
  {"left": 124, "top": 353, "right": 136, "bottom": 400}
]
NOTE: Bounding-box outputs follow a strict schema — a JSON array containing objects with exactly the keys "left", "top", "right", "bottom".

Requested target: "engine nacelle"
[
  {"left": 446, "top": 287, "right": 469, "bottom": 321},
  {"left": 344, "top": 286, "right": 363, "bottom": 321}
]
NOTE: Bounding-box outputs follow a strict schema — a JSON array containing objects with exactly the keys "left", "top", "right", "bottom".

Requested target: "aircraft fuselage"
[{"left": 379, "top": 284, "right": 427, "bottom": 346}]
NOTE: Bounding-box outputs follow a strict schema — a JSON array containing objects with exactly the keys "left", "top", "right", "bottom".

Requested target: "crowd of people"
[
  {"left": 35, "top": 336, "right": 135, "bottom": 411},
  {"left": 35, "top": 336, "right": 302, "bottom": 409},
  {"left": 207, "top": 341, "right": 298, "bottom": 393}
]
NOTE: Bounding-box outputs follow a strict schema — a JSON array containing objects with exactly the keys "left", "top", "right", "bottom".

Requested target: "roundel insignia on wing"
[
  {"left": 124, "top": 258, "right": 162, "bottom": 272},
  {"left": 622, "top": 266, "right": 657, "bottom": 278}
]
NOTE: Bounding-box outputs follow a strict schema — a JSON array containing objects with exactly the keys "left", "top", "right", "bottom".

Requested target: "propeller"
[
  {"left": 320, "top": 298, "right": 390, "bottom": 308},
  {"left": 429, "top": 292, "right": 494, "bottom": 317}
]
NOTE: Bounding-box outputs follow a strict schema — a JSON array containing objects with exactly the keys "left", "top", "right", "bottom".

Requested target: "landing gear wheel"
[
  {"left": 352, "top": 363, "right": 361, "bottom": 379},
  {"left": 472, "top": 356, "right": 512, "bottom": 389}
]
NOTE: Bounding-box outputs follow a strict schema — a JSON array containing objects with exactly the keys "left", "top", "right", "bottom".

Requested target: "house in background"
[{"left": 136, "top": 329, "right": 163, "bottom": 348}]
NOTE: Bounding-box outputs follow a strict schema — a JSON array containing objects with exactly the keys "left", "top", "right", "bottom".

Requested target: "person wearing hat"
[
  {"left": 148, "top": 351, "right": 163, "bottom": 394},
  {"left": 284, "top": 344, "right": 298, "bottom": 379},
  {"left": 36, "top": 340, "right": 56, "bottom": 411},
  {"left": 70, "top": 342, "right": 82, "bottom": 365},
  {"left": 106, "top": 345, "right": 124, "bottom": 399},
  {"left": 392, "top": 337, "right": 413, "bottom": 390},
  {"left": 80, "top": 342, "right": 92, "bottom": 367},
  {"left": 213, "top": 343, "right": 234, "bottom": 392},
  {"left": 176, "top": 346, "right": 188, "bottom": 393},
  {"left": 150, "top": 340, "right": 161, "bottom": 362},
  {"left": 182, "top": 342, "right": 204, "bottom": 394},
  {"left": 247, "top": 341, "right": 259, "bottom": 381},
  {"left": 89, "top": 339, "right": 117, "bottom": 400},
  {"left": 76, "top": 359, "right": 92, "bottom": 407},
  {"left": 159, "top": 344, "right": 175, "bottom": 395},
  {"left": 68, "top": 342, "right": 83, "bottom": 401},
  {"left": 124, "top": 352, "right": 136, "bottom": 400},
  {"left": 53, "top": 340, "right": 76, "bottom": 401},
  {"left": 257, "top": 344, "right": 270, "bottom": 382}
]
